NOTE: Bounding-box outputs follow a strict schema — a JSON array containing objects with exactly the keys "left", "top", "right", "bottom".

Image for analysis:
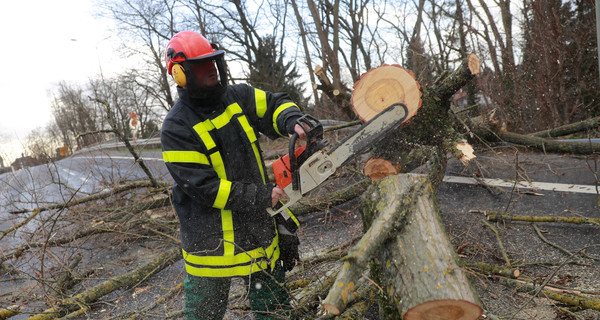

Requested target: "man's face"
[{"left": 190, "top": 61, "right": 219, "bottom": 88}]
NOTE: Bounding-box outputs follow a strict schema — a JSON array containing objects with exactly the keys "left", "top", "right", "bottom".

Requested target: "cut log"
[
  {"left": 351, "top": 64, "right": 422, "bottom": 122},
  {"left": 315, "top": 65, "right": 332, "bottom": 86},
  {"left": 360, "top": 174, "right": 482, "bottom": 320},
  {"left": 434, "top": 52, "right": 481, "bottom": 101},
  {"left": 362, "top": 158, "right": 398, "bottom": 182},
  {"left": 364, "top": 55, "right": 480, "bottom": 174}
]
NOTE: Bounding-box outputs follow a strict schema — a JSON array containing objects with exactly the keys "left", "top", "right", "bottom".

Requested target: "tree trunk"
[{"left": 360, "top": 174, "right": 482, "bottom": 320}]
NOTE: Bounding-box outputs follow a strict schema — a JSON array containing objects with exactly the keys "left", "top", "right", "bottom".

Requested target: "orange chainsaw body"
[{"left": 273, "top": 145, "right": 306, "bottom": 189}]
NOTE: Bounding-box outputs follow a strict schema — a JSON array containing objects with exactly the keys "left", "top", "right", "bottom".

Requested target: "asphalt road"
[{"left": 1, "top": 145, "right": 599, "bottom": 319}]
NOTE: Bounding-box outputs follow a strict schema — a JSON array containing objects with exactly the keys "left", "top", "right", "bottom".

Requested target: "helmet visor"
[{"left": 183, "top": 50, "right": 228, "bottom": 99}]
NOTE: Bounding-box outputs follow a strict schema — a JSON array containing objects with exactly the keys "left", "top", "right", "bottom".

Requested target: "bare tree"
[{"left": 98, "top": 0, "right": 178, "bottom": 111}]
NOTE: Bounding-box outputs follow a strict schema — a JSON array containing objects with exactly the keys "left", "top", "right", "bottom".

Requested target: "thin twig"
[{"left": 481, "top": 219, "right": 511, "bottom": 267}]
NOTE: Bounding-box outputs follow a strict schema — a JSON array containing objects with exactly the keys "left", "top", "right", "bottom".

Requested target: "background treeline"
[{"left": 24, "top": 0, "right": 598, "bottom": 161}]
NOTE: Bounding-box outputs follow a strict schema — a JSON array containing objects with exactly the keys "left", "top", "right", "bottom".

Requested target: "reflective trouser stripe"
[
  {"left": 182, "top": 234, "right": 279, "bottom": 277},
  {"left": 272, "top": 102, "right": 300, "bottom": 136}
]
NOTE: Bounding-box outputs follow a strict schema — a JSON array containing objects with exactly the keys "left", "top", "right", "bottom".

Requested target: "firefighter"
[{"left": 160, "top": 30, "right": 304, "bottom": 319}]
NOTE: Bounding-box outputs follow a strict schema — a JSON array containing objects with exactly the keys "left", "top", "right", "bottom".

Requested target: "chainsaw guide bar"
[{"left": 268, "top": 64, "right": 423, "bottom": 219}]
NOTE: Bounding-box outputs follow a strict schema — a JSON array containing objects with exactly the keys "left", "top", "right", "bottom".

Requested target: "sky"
[{"left": 0, "top": 0, "right": 122, "bottom": 164}]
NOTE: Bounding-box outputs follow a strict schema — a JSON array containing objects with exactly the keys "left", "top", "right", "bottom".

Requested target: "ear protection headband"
[{"left": 171, "top": 64, "right": 187, "bottom": 87}]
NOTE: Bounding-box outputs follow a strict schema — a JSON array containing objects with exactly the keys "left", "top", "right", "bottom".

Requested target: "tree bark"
[
  {"left": 0, "top": 305, "right": 20, "bottom": 319},
  {"left": 498, "top": 129, "right": 600, "bottom": 154},
  {"left": 359, "top": 174, "right": 482, "bottom": 319},
  {"left": 321, "top": 174, "right": 419, "bottom": 315},
  {"left": 484, "top": 211, "right": 600, "bottom": 226},
  {"left": 530, "top": 116, "right": 600, "bottom": 138}
]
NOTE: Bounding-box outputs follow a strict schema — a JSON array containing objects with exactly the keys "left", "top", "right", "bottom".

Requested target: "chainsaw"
[{"left": 268, "top": 102, "right": 410, "bottom": 222}]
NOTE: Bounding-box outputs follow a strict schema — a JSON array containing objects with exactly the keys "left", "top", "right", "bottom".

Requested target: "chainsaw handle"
[
  {"left": 288, "top": 115, "right": 324, "bottom": 191},
  {"left": 288, "top": 132, "right": 300, "bottom": 190}
]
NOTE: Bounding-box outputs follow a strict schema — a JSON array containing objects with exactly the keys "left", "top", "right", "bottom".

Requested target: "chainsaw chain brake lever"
[{"left": 288, "top": 115, "right": 328, "bottom": 191}]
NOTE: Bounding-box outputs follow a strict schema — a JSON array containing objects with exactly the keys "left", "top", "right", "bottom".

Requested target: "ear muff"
[{"left": 171, "top": 64, "right": 187, "bottom": 87}]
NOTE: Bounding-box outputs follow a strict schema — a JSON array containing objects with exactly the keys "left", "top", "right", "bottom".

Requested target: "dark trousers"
[{"left": 184, "top": 263, "right": 292, "bottom": 319}]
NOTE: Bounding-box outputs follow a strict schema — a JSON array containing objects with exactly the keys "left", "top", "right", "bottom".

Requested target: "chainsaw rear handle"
[{"left": 288, "top": 115, "right": 323, "bottom": 190}]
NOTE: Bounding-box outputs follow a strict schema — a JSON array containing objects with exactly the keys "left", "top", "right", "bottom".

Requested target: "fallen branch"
[
  {"left": 497, "top": 130, "right": 600, "bottom": 155},
  {"left": 464, "top": 261, "right": 520, "bottom": 279},
  {"left": 326, "top": 174, "right": 482, "bottom": 319},
  {"left": 496, "top": 276, "right": 600, "bottom": 311},
  {"left": 530, "top": 116, "right": 600, "bottom": 138},
  {"left": 123, "top": 282, "right": 184, "bottom": 320},
  {"left": 318, "top": 278, "right": 377, "bottom": 319},
  {"left": 484, "top": 211, "right": 600, "bottom": 226},
  {"left": 481, "top": 219, "right": 512, "bottom": 267},
  {"left": 8, "top": 181, "right": 169, "bottom": 215},
  {"left": 533, "top": 224, "right": 598, "bottom": 261},
  {"left": 294, "top": 267, "right": 340, "bottom": 318},
  {"left": 0, "top": 305, "right": 20, "bottom": 319},
  {"left": 27, "top": 247, "right": 182, "bottom": 320},
  {"left": 332, "top": 286, "right": 377, "bottom": 320}
]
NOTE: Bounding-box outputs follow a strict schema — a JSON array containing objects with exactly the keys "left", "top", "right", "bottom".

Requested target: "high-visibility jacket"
[{"left": 161, "top": 85, "right": 302, "bottom": 278}]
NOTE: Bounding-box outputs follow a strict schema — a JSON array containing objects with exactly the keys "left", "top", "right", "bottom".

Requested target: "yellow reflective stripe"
[
  {"left": 221, "top": 209, "right": 235, "bottom": 255},
  {"left": 238, "top": 115, "right": 267, "bottom": 184},
  {"left": 213, "top": 179, "right": 232, "bottom": 209},
  {"left": 162, "top": 151, "right": 209, "bottom": 165},
  {"left": 185, "top": 259, "right": 269, "bottom": 277},
  {"left": 237, "top": 115, "right": 257, "bottom": 142},
  {"left": 250, "top": 144, "right": 266, "bottom": 184},
  {"left": 182, "top": 234, "right": 278, "bottom": 266},
  {"left": 210, "top": 152, "right": 226, "bottom": 179},
  {"left": 212, "top": 103, "right": 243, "bottom": 129},
  {"left": 272, "top": 102, "right": 300, "bottom": 136},
  {"left": 255, "top": 89, "right": 267, "bottom": 118},
  {"left": 287, "top": 208, "right": 300, "bottom": 227},
  {"left": 237, "top": 115, "right": 266, "bottom": 184},
  {"left": 193, "top": 121, "right": 216, "bottom": 150},
  {"left": 182, "top": 235, "right": 280, "bottom": 277}
]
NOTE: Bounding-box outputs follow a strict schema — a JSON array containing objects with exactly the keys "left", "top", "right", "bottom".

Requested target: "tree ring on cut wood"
[
  {"left": 351, "top": 64, "right": 422, "bottom": 122},
  {"left": 403, "top": 299, "right": 483, "bottom": 320}
]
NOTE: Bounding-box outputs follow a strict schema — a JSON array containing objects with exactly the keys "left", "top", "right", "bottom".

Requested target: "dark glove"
[{"left": 277, "top": 224, "right": 300, "bottom": 272}]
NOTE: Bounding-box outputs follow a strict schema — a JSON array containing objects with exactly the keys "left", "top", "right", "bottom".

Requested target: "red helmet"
[
  {"left": 165, "top": 31, "right": 218, "bottom": 74},
  {"left": 165, "top": 31, "right": 228, "bottom": 98}
]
